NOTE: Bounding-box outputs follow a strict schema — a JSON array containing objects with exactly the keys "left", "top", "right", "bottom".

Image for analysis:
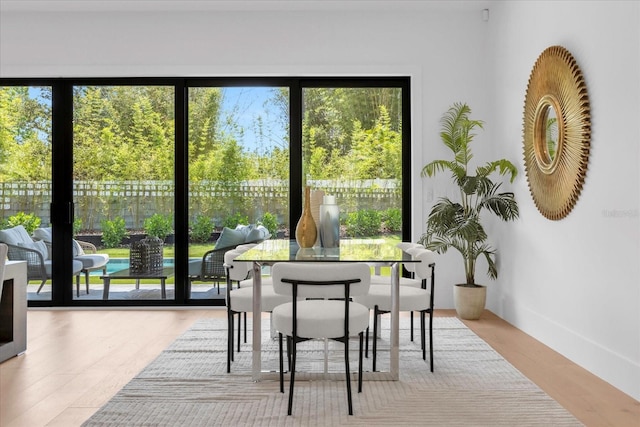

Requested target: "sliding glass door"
[
  {"left": 0, "top": 86, "right": 54, "bottom": 302},
  {"left": 187, "top": 86, "right": 289, "bottom": 300},
  {"left": 0, "top": 77, "right": 409, "bottom": 307},
  {"left": 72, "top": 85, "right": 176, "bottom": 301}
]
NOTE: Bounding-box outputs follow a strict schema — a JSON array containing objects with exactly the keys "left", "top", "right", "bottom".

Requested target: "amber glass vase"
[{"left": 295, "top": 186, "right": 317, "bottom": 248}]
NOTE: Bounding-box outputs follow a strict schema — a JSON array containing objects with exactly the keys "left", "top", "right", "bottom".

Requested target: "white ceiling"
[{"left": 0, "top": 0, "right": 491, "bottom": 13}]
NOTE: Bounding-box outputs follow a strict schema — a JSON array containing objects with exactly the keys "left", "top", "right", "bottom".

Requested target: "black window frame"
[{"left": 0, "top": 76, "right": 411, "bottom": 308}]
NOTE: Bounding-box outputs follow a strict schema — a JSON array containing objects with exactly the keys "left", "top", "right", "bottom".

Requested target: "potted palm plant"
[{"left": 419, "top": 103, "right": 519, "bottom": 320}]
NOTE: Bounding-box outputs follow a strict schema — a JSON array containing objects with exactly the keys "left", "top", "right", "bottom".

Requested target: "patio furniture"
[
  {"left": 32, "top": 227, "right": 109, "bottom": 296},
  {"left": 100, "top": 266, "right": 174, "bottom": 300},
  {"left": 0, "top": 225, "right": 83, "bottom": 295},
  {"left": 188, "top": 224, "right": 270, "bottom": 294}
]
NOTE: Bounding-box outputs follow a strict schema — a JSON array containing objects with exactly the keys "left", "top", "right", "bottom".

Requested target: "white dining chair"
[
  {"left": 355, "top": 247, "right": 436, "bottom": 372},
  {"left": 224, "top": 246, "right": 286, "bottom": 373},
  {"left": 369, "top": 242, "right": 426, "bottom": 341},
  {"left": 271, "top": 262, "right": 371, "bottom": 416}
]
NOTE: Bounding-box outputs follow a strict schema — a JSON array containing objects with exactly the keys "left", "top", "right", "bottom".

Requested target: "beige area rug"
[{"left": 82, "top": 317, "right": 582, "bottom": 426}]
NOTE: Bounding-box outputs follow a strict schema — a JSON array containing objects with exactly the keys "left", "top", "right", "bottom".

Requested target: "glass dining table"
[{"left": 235, "top": 238, "right": 419, "bottom": 381}]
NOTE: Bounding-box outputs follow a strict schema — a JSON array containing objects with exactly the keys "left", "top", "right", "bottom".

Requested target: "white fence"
[{"left": 1, "top": 179, "right": 401, "bottom": 230}]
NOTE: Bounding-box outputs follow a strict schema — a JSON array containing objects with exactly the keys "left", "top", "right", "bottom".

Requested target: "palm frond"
[
  {"left": 421, "top": 159, "right": 458, "bottom": 178},
  {"left": 480, "top": 190, "right": 519, "bottom": 221},
  {"left": 476, "top": 159, "right": 518, "bottom": 183},
  {"left": 477, "top": 245, "right": 498, "bottom": 279}
]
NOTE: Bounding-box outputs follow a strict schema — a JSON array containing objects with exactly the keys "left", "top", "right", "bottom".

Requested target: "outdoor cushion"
[
  {"left": 72, "top": 239, "right": 85, "bottom": 256},
  {"left": 43, "top": 259, "right": 83, "bottom": 276},
  {"left": 188, "top": 259, "right": 202, "bottom": 276},
  {"left": 75, "top": 253, "right": 109, "bottom": 269},
  {"left": 234, "top": 224, "right": 255, "bottom": 238},
  {"left": 0, "top": 225, "right": 32, "bottom": 247},
  {"left": 246, "top": 225, "right": 271, "bottom": 241},
  {"left": 32, "top": 227, "right": 52, "bottom": 242},
  {"left": 214, "top": 227, "right": 246, "bottom": 249},
  {"left": 17, "top": 240, "right": 49, "bottom": 260}
]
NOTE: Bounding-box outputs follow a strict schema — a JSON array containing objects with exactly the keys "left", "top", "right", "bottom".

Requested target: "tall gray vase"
[{"left": 319, "top": 195, "right": 340, "bottom": 248}]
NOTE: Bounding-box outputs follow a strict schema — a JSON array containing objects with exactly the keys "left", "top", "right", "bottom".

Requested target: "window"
[{"left": 0, "top": 77, "right": 410, "bottom": 307}]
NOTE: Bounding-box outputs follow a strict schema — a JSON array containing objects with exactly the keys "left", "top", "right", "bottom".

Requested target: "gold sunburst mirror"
[{"left": 523, "top": 45, "right": 591, "bottom": 220}]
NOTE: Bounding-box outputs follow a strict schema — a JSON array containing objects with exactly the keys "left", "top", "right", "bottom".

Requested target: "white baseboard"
[{"left": 498, "top": 300, "right": 640, "bottom": 401}]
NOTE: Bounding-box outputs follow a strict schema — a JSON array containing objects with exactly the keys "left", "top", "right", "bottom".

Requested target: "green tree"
[
  {"left": 0, "top": 87, "right": 52, "bottom": 181},
  {"left": 349, "top": 106, "right": 401, "bottom": 179}
]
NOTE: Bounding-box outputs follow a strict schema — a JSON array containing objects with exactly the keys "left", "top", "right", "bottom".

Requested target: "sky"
[{"left": 219, "top": 86, "right": 288, "bottom": 152}]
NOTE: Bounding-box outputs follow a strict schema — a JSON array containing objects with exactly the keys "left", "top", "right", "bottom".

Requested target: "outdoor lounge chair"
[
  {"left": 188, "top": 224, "right": 271, "bottom": 295},
  {"left": 0, "top": 225, "right": 84, "bottom": 295},
  {"left": 32, "top": 227, "right": 109, "bottom": 297}
]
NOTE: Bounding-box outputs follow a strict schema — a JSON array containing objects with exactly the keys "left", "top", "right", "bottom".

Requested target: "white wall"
[
  {"left": 488, "top": 0, "right": 640, "bottom": 401},
  {"left": 1, "top": 0, "right": 638, "bottom": 401}
]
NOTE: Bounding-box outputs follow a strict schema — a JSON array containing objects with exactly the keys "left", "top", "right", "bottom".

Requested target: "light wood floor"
[{"left": 1, "top": 309, "right": 638, "bottom": 427}]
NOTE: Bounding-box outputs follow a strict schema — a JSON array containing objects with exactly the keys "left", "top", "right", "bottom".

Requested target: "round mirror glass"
[
  {"left": 533, "top": 96, "right": 561, "bottom": 174},
  {"left": 545, "top": 107, "right": 558, "bottom": 161}
]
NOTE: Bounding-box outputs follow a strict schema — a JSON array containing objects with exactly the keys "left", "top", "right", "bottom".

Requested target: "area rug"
[{"left": 82, "top": 317, "right": 582, "bottom": 426}]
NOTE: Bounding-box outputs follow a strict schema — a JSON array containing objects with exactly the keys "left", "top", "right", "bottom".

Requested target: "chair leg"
[
  {"left": 85, "top": 271, "right": 90, "bottom": 294},
  {"left": 36, "top": 279, "right": 46, "bottom": 294},
  {"left": 358, "top": 332, "right": 364, "bottom": 393},
  {"left": 344, "top": 335, "right": 353, "bottom": 416},
  {"left": 287, "top": 338, "right": 297, "bottom": 416},
  {"left": 237, "top": 312, "right": 242, "bottom": 353},
  {"left": 429, "top": 310, "right": 434, "bottom": 373},
  {"left": 227, "top": 309, "right": 233, "bottom": 373},
  {"left": 364, "top": 326, "right": 369, "bottom": 358},
  {"left": 244, "top": 312, "right": 247, "bottom": 343},
  {"left": 278, "top": 333, "right": 284, "bottom": 393},
  {"left": 372, "top": 306, "right": 379, "bottom": 372},
  {"left": 421, "top": 311, "right": 426, "bottom": 359},
  {"left": 410, "top": 311, "right": 414, "bottom": 341}
]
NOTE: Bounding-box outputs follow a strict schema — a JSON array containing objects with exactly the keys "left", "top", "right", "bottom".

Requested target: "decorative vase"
[
  {"left": 295, "top": 186, "right": 317, "bottom": 248},
  {"left": 453, "top": 284, "right": 487, "bottom": 320},
  {"left": 319, "top": 194, "right": 340, "bottom": 248},
  {"left": 310, "top": 189, "right": 325, "bottom": 247}
]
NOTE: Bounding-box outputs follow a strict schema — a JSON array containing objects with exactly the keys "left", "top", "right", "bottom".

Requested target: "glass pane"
[
  {"left": 302, "top": 87, "right": 403, "bottom": 243},
  {"left": 187, "top": 86, "right": 289, "bottom": 300},
  {"left": 73, "top": 86, "right": 175, "bottom": 301},
  {"left": 0, "top": 86, "right": 53, "bottom": 302}
]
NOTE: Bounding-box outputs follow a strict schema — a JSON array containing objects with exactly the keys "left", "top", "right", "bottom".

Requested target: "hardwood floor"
[{"left": 1, "top": 309, "right": 638, "bottom": 426}]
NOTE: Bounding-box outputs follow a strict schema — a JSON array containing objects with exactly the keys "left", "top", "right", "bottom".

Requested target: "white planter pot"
[{"left": 453, "top": 284, "right": 487, "bottom": 320}]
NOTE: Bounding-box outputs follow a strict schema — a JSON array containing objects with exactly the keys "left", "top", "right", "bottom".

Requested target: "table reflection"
[{"left": 236, "top": 238, "right": 409, "bottom": 263}]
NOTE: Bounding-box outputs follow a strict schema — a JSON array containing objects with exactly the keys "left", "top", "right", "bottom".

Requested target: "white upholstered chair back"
[
  {"left": 407, "top": 247, "right": 436, "bottom": 280},
  {"left": 271, "top": 262, "right": 370, "bottom": 299},
  {"left": 224, "top": 249, "right": 252, "bottom": 282},
  {"left": 397, "top": 242, "right": 423, "bottom": 274}
]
